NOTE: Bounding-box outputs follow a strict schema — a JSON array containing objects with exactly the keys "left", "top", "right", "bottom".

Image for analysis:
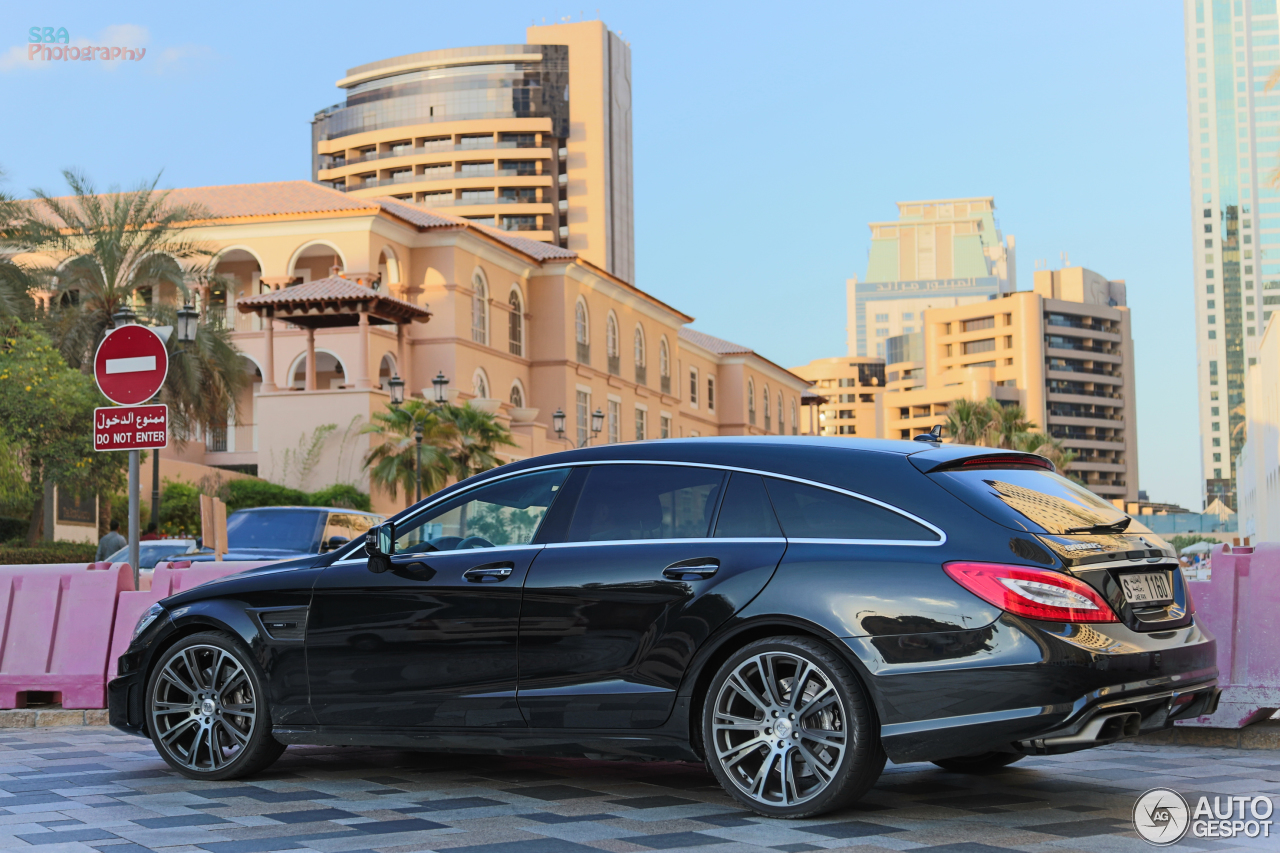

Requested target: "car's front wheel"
[
  {"left": 703, "top": 636, "right": 885, "bottom": 818},
  {"left": 146, "top": 631, "right": 285, "bottom": 780}
]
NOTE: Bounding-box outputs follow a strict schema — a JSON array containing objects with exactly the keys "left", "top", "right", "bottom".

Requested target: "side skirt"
[{"left": 271, "top": 726, "right": 701, "bottom": 762}]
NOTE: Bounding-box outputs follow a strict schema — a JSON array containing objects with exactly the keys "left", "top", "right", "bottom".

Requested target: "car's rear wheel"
[
  {"left": 146, "top": 631, "right": 285, "bottom": 780},
  {"left": 703, "top": 636, "right": 885, "bottom": 818},
  {"left": 931, "top": 751, "right": 1024, "bottom": 772}
]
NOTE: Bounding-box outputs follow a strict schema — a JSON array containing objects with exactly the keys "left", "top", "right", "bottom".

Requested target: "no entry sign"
[
  {"left": 93, "top": 325, "right": 169, "bottom": 405},
  {"left": 94, "top": 404, "right": 168, "bottom": 451}
]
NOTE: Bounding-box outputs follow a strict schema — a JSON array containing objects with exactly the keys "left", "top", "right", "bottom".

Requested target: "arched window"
[
  {"left": 659, "top": 337, "right": 669, "bottom": 376},
  {"left": 509, "top": 381, "right": 525, "bottom": 408},
  {"left": 575, "top": 300, "right": 588, "bottom": 344},
  {"left": 633, "top": 325, "right": 646, "bottom": 366},
  {"left": 508, "top": 287, "right": 524, "bottom": 356},
  {"left": 471, "top": 271, "right": 488, "bottom": 345},
  {"left": 777, "top": 393, "right": 784, "bottom": 435},
  {"left": 472, "top": 368, "right": 489, "bottom": 399},
  {"left": 605, "top": 313, "right": 620, "bottom": 375},
  {"left": 747, "top": 379, "right": 756, "bottom": 426},
  {"left": 791, "top": 399, "right": 798, "bottom": 435},
  {"left": 763, "top": 385, "right": 772, "bottom": 432}
]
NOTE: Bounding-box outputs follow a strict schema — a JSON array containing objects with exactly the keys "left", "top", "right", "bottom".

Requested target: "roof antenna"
[{"left": 913, "top": 424, "right": 943, "bottom": 443}]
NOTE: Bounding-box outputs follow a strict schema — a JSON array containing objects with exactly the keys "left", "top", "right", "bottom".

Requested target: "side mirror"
[{"left": 365, "top": 522, "right": 394, "bottom": 573}]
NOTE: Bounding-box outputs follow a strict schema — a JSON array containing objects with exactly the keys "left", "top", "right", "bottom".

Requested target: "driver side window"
[{"left": 394, "top": 468, "right": 569, "bottom": 553}]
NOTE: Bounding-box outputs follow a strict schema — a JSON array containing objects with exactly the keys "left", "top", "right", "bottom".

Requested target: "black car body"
[
  {"left": 108, "top": 438, "right": 1219, "bottom": 816},
  {"left": 185, "top": 506, "right": 382, "bottom": 562}
]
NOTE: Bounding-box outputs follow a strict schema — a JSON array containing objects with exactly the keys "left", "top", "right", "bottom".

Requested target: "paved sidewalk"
[{"left": 0, "top": 727, "right": 1276, "bottom": 853}]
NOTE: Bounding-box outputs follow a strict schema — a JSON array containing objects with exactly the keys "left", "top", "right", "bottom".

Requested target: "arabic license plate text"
[{"left": 1119, "top": 571, "right": 1172, "bottom": 605}]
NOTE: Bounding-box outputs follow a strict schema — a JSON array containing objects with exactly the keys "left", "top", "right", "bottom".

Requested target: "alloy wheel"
[
  {"left": 150, "top": 644, "right": 257, "bottom": 772},
  {"left": 710, "top": 651, "right": 848, "bottom": 808}
]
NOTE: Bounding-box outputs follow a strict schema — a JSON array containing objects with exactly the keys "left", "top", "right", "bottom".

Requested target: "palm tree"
[
  {"left": 8, "top": 170, "right": 215, "bottom": 369},
  {"left": 362, "top": 400, "right": 456, "bottom": 506},
  {"left": 436, "top": 403, "right": 518, "bottom": 479},
  {"left": 943, "top": 398, "right": 994, "bottom": 445},
  {"left": 0, "top": 170, "right": 44, "bottom": 320},
  {"left": 983, "top": 401, "right": 1037, "bottom": 449},
  {"left": 1013, "top": 431, "right": 1077, "bottom": 473},
  {"left": 144, "top": 302, "right": 247, "bottom": 443}
]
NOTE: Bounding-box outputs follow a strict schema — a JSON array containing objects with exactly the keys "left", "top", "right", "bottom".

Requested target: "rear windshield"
[
  {"left": 929, "top": 468, "right": 1149, "bottom": 535},
  {"left": 226, "top": 509, "right": 325, "bottom": 553}
]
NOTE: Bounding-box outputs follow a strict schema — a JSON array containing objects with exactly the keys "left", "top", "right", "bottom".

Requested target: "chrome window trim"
[
  {"left": 332, "top": 459, "right": 944, "bottom": 564},
  {"left": 544, "top": 537, "right": 786, "bottom": 549}
]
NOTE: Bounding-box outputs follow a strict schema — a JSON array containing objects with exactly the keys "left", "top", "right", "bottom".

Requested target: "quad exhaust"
[{"left": 1021, "top": 711, "right": 1141, "bottom": 754}]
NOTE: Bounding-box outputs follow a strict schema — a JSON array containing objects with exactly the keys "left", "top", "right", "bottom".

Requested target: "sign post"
[{"left": 93, "top": 324, "right": 169, "bottom": 587}]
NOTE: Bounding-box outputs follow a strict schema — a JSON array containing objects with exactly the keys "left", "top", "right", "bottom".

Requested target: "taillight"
[{"left": 944, "top": 561, "right": 1119, "bottom": 623}]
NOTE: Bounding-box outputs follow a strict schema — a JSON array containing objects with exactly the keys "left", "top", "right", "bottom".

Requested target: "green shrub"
[
  {"left": 0, "top": 516, "right": 28, "bottom": 543},
  {"left": 308, "top": 484, "right": 372, "bottom": 512},
  {"left": 160, "top": 480, "right": 201, "bottom": 536},
  {"left": 226, "top": 479, "right": 309, "bottom": 512},
  {"left": 0, "top": 541, "right": 98, "bottom": 565}
]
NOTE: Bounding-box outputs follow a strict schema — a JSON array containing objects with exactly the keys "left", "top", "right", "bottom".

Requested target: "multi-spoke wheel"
[
  {"left": 703, "top": 637, "right": 884, "bottom": 818},
  {"left": 146, "top": 632, "right": 285, "bottom": 780}
]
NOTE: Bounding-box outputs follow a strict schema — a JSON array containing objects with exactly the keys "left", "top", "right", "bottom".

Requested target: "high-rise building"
[
  {"left": 879, "top": 268, "right": 1139, "bottom": 502},
  {"left": 1182, "top": 0, "right": 1280, "bottom": 510},
  {"left": 788, "top": 357, "right": 886, "bottom": 437},
  {"left": 848, "top": 197, "right": 1015, "bottom": 358},
  {"left": 311, "top": 20, "right": 634, "bottom": 282}
]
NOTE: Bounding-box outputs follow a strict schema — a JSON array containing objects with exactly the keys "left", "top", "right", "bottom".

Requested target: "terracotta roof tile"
[
  {"left": 678, "top": 327, "right": 754, "bottom": 355},
  {"left": 237, "top": 274, "right": 429, "bottom": 327}
]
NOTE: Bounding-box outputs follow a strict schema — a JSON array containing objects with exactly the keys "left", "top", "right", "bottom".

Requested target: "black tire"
[
  {"left": 702, "top": 636, "right": 885, "bottom": 818},
  {"left": 145, "top": 631, "right": 286, "bottom": 780},
  {"left": 931, "top": 751, "right": 1025, "bottom": 773}
]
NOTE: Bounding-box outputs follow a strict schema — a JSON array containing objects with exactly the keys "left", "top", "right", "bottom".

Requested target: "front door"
[
  {"left": 518, "top": 466, "right": 787, "bottom": 729},
  {"left": 307, "top": 468, "right": 570, "bottom": 728}
]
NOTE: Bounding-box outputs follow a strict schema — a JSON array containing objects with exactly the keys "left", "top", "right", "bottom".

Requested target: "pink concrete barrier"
[
  {"left": 0, "top": 563, "right": 134, "bottom": 709},
  {"left": 107, "top": 561, "right": 272, "bottom": 680},
  {"left": 1180, "top": 542, "right": 1280, "bottom": 728}
]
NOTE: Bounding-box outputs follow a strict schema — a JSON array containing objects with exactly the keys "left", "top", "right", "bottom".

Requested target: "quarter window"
[
  {"left": 566, "top": 465, "right": 725, "bottom": 542},
  {"left": 714, "top": 473, "right": 783, "bottom": 538},
  {"left": 762, "top": 478, "right": 938, "bottom": 541},
  {"left": 393, "top": 468, "right": 569, "bottom": 553}
]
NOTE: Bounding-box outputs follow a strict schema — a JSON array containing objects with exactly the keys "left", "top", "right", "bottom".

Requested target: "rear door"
[{"left": 517, "top": 465, "right": 786, "bottom": 729}]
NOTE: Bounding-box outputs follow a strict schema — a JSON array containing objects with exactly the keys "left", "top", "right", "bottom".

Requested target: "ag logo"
[{"left": 1134, "top": 787, "right": 1190, "bottom": 845}]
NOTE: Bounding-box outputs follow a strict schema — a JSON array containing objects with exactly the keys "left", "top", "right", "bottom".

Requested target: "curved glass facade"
[{"left": 311, "top": 45, "right": 569, "bottom": 150}]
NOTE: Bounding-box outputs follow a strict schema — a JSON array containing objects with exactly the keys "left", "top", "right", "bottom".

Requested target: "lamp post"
[
  {"left": 387, "top": 374, "right": 405, "bottom": 407},
  {"left": 176, "top": 304, "right": 198, "bottom": 344},
  {"left": 552, "top": 408, "right": 566, "bottom": 443},
  {"left": 408, "top": 371, "right": 449, "bottom": 505},
  {"left": 431, "top": 370, "right": 449, "bottom": 405},
  {"left": 112, "top": 305, "right": 136, "bottom": 328},
  {"left": 587, "top": 407, "right": 604, "bottom": 446},
  {"left": 150, "top": 305, "right": 199, "bottom": 533}
]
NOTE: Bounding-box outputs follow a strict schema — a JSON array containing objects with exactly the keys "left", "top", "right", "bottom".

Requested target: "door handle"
[
  {"left": 662, "top": 559, "right": 720, "bottom": 580},
  {"left": 464, "top": 562, "right": 514, "bottom": 583}
]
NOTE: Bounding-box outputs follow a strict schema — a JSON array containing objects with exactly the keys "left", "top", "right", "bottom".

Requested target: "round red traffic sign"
[{"left": 93, "top": 325, "right": 169, "bottom": 406}]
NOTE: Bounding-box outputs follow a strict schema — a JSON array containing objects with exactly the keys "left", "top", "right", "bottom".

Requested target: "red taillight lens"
[{"left": 944, "top": 561, "right": 1119, "bottom": 623}]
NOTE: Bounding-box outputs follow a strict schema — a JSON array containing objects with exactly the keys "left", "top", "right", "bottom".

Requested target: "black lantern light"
[
  {"left": 176, "top": 303, "right": 199, "bottom": 343},
  {"left": 591, "top": 407, "right": 605, "bottom": 437},
  {"left": 432, "top": 370, "right": 450, "bottom": 405},
  {"left": 112, "top": 305, "right": 137, "bottom": 328},
  {"left": 388, "top": 374, "right": 405, "bottom": 407},
  {"left": 552, "top": 408, "right": 566, "bottom": 438}
]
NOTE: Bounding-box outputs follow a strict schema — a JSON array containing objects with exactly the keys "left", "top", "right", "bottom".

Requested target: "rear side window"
[
  {"left": 762, "top": 478, "right": 938, "bottom": 542},
  {"left": 567, "top": 465, "right": 725, "bottom": 542},
  {"left": 714, "top": 473, "right": 783, "bottom": 538},
  {"left": 929, "top": 468, "right": 1143, "bottom": 535}
]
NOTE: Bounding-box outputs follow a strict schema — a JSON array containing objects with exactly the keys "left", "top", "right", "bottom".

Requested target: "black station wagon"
[{"left": 109, "top": 437, "right": 1219, "bottom": 818}]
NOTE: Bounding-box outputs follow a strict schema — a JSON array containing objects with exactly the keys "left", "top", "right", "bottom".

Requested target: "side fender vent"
[{"left": 252, "top": 607, "right": 308, "bottom": 641}]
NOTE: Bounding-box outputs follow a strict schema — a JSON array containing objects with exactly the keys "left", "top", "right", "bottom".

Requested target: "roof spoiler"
[{"left": 910, "top": 451, "right": 1056, "bottom": 475}]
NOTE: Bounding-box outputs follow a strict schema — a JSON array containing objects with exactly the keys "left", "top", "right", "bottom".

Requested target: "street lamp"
[
  {"left": 387, "top": 373, "right": 405, "bottom": 407},
  {"left": 589, "top": 407, "right": 605, "bottom": 446},
  {"left": 413, "top": 419, "right": 425, "bottom": 503},
  {"left": 176, "top": 303, "right": 199, "bottom": 343},
  {"left": 431, "top": 370, "right": 449, "bottom": 405},
  {"left": 552, "top": 408, "right": 566, "bottom": 440},
  {"left": 112, "top": 305, "right": 137, "bottom": 328}
]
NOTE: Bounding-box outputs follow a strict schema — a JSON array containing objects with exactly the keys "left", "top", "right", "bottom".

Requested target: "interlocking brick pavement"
[{"left": 0, "top": 727, "right": 1276, "bottom": 852}]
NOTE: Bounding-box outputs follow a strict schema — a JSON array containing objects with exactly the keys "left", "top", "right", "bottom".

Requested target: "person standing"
[{"left": 96, "top": 519, "right": 127, "bottom": 561}]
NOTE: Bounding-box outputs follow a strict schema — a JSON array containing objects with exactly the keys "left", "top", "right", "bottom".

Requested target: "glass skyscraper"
[{"left": 1184, "top": 0, "right": 1279, "bottom": 510}]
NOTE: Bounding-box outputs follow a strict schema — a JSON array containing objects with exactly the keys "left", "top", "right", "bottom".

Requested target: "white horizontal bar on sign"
[{"left": 105, "top": 356, "right": 156, "bottom": 374}]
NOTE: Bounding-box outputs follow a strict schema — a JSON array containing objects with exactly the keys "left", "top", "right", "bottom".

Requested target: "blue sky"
[{"left": 2, "top": 1, "right": 1201, "bottom": 508}]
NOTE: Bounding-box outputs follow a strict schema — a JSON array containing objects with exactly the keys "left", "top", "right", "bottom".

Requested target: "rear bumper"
[{"left": 844, "top": 613, "right": 1219, "bottom": 763}]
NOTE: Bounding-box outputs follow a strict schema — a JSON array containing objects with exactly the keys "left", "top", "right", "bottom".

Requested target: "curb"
[
  {"left": 1134, "top": 720, "right": 1280, "bottom": 750},
  {"left": 0, "top": 708, "right": 110, "bottom": 728}
]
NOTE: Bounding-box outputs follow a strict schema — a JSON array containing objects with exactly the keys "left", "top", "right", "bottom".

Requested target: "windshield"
[
  {"left": 226, "top": 509, "right": 325, "bottom": 553},
  {"left": 930, "top": 468, "right": 1151, "bottom": 535},
  {"left": 106, "top": 540, "right": 195, "bottom": 569}
]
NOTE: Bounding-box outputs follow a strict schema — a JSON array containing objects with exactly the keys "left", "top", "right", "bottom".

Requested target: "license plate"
[{"left": 1119, "top": 571, "right": 1173, "bottom": 605}]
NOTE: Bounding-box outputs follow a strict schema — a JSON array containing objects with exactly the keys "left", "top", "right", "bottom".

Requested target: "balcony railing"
[
  {"left": 1046, "top": 314, "right": 1118, "bottom": 334},
  {"left": 607, "top": 355, "right": 620, "bottom": 376},
  {"left": 205, "top": 425, "right": 227, "bottom": 453},
  {"left": 1045, "top": 337, "right": 1117, "bottom": 355},
  {"left": 634, "top": 364, "right": 647, "bottom": 386},
  {"left": 336, "top": 168, "right": 539, "bottom": 191},
  {"left": 418, "top": 195, "right": 545, "bottom": 207},
  {"left": 576, "top": 341, "right": 590, "bottom": 364},
  {"left": 320, "top": 140, "right": 541, "bottom": 171},
  {"left": 660, "top": 375, "right": 671, "bottom": 395},
  {"left": 1048, "top": 406, "right": 1123, "bottom": 421}
]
